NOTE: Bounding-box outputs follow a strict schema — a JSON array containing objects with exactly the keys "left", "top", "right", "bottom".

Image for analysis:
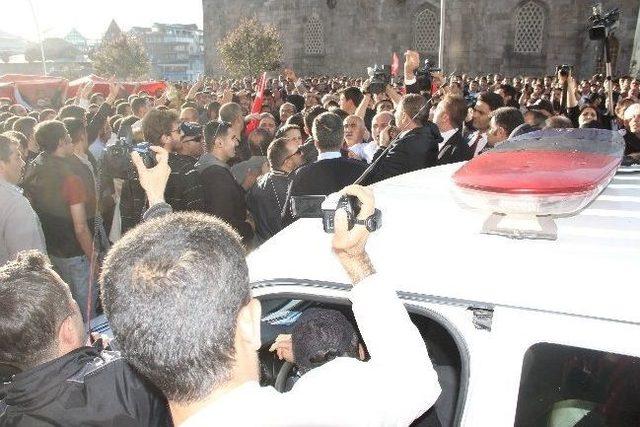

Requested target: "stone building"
[{"left": 203, "top": 0, "right": 640, "bottom": 78}]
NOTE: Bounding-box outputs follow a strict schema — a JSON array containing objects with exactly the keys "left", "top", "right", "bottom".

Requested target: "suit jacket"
[
  {"left": 367, "top": 124, "right": 442, "bottom": 184},
  {"left": 282, "top": 156, "right": 367, "bottom": 225},
  {"left": 437, "top": 129, "right": 472, "bottom": 165}
]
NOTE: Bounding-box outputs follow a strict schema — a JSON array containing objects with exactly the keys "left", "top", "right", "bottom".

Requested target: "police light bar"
[{"left": 452, "top": 129, "right": 625, "bottom": 240}]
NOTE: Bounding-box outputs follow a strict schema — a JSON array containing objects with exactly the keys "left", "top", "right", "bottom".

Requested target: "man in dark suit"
[
  {"left": 283, "top": 112, "right": 366, "bottom": 224},
  {"left": 367, "top": 93, "right": 442, "bottom": 184},
  {"left": 433, "top": 94, "right": 473, "bottom": 165}
]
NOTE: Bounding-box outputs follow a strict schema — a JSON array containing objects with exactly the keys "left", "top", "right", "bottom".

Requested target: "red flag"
[
  {"left": 391, "top": 52, "right": 400, "bottom": 77},
  {"left": 245, "top": 72, "right": 267, "bottom": 134}
]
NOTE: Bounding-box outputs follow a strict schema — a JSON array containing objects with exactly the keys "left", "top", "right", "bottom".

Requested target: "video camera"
[
  {"left": 415, "top": 59, "right": 441, "bottom": 93},
  {"left": 102, "top": 125, "right": 157, "bottom": 179},
  {"left": 366, "top": 65, "right": 391, "bottom": 95},
  {"left": 588, "top": 4, "right": 620, "bottom": 40},
  {"left": 290, "top": 193, "right": 382, "bottom": 234},
  {"left": 555, "top": 64, "right": 574, "bottom": 77}
]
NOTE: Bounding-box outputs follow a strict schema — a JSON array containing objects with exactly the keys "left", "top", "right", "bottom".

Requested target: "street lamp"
[{"left": 27, "top": 0, "right": 47, "bottom": 75}]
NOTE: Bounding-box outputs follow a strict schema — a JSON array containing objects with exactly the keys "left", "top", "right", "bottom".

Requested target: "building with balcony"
[{"left": 130, "top": 23, "right": 204, "bottom": 81}]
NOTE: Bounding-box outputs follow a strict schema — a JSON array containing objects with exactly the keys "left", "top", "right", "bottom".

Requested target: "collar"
[
  {"left": 316, "top": 151, "right": 342, "bottom": 161},
  {"left": 0, "top": 177, "right": 22, "bottom": 195},
  {"left": 195, "top": 152, "right": 229, "bottom": 172},
  {"left": 439, "top": 128, "right": 459, "bottom": 147}
]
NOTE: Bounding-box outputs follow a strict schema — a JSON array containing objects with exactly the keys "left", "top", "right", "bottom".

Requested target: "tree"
[
  {"left": 25, "top": 38, "right": 80, "bottom": 62},
  {"left": 91, "top": 34, "right": 150, "bottom": 80},
  {"left": 217, "top": 17, "right": 283, "bottom": 78}
]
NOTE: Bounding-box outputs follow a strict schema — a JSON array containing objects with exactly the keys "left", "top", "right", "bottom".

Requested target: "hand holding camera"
[
  {"left": 331, "top": 185, "right": 377, "bottom": 284},
  {"left": 131, "top": 146, "right": 171, "bottom": 206}
]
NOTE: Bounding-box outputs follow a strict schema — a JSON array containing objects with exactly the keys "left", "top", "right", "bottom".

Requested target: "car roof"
[{"left": 248, "top": 163, "right": 640, "bottom": 324}]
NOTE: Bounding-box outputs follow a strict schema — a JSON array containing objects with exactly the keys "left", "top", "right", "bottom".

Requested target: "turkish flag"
[
  {"left": 391, "top": 52, "right": 400, "bottom": 77},
  {"left": 245, "top": 72, "right": 267, "bottom": 134}
]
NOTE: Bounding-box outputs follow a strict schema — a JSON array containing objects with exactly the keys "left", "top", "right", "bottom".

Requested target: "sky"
[{"left": 4, "top": 0, "right": 204, "bottom": 42}]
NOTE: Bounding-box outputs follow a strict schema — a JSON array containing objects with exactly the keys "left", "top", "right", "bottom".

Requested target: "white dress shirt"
[
  {"left": 438, "top": 128, "right": 459, "bottom": 151},
  {"left": 182, "top": 274, "right": 441, "bottom": 427},
  {"left": 467, "top": 130, "right": 488, "bottom": 157},
  {"left": 349, "top": 141, "right": 378, "bottom": 163},
  {"left": 317, "top": 151, "right": 343, "bottom": 161}
]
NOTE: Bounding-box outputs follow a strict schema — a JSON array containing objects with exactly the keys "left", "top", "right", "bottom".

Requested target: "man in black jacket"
[
  {"left": 367, "top": 94, "right": 442, "bottom": 184},
  {"left": 283, "top": 112, "right": 367, "bottom": 224},
  {"left": 433, "top": 94, "right": 472, "bottom": 165},
  {"left": 196, "top": 121, "right": 254, "bottom": 245},
  {"left": 247, "top": 137, "right": 304, "bottom": 244},
  {"left": 0, "top": 251, "right": 170, "bottom": 426}
]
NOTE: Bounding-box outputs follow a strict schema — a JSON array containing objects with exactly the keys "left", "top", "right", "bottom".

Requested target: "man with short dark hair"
[
  {"left": 12, "top": 116, "right": 39, "bottom": 163},
  {"left": 23, "top": 120, "right": 98, "bottom": 321},
  {"left": 219, "top": 101, "right": 250, "bottom": 163},
  {"left": 0, "top": 135, "right": 45, "bottom": 265},
  {"left": 368, "top": 94, "right": 442, "bottom": 183},
  {"left": 433, "top": 94, "right": 472, "bottom": 165},
  {"left": 339, "top": 87, "right": 364, "bottom": 116},
  {"left": 0, "top": 251, "right": 170, "bottom": 426},
  {"left": 131, "top": 97, "right": 150, "bottom": 119},
  {"left": 283, "top": 112, "right": 367, "bottom": 222},
  {"left": 247, "top": 137, "right": 304, "bottom": 244},
  {"left": 486, "top": 107, "right": 525, "bottom": 148},
  {"left": 467, "top": 91, "right": 504, "bottom": 156},
  {"left": 196, "top": 121, "right": 254, "bottom": 245}
]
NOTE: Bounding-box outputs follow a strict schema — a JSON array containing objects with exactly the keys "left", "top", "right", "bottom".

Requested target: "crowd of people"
[{"left": 1, "top": 47, "right": 640, "bottom": 426}]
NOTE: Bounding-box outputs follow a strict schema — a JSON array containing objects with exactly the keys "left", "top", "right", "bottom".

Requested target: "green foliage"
[
  {"left": 217, "top": 17, "right": 283, "bottom": 78},
  {"left": 91, "top": 34, "right": 151, "bottom": 80},
  {"left": 25, "top": 38, "right": 79, "bottom": 62}
]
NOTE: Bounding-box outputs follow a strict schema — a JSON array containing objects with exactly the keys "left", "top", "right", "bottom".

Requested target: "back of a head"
[
  {"left": 543, "top": 115, "right": 573, "bottom": 129},
  {"left": 131, "top": 97, "right": 149, "bottom": 117},
  {"left": 13, "top": 116, "right": 37, "bottom": 139},
  {"left": 100, "top": 212, "right": 250, "bottom": 403},
  {"left": 35, "top": 120, "right": 67, "bottom": 154},
  {"left": 287, "top": 94, "right": 305, "bottom": 113},
  {"left": 440, "top": 94, "right": 467, "bottom": 128},
  {"left": 341, "top": 87, "right": 364, "bottom": 107},
  {"left": 401, "top": 93, "right": 429, "bottom": 126},
  {"left": 2, "top": 130, "right": 28, "bottom": 152},
  {"left": 492, "top": 107, "right": 524, "bottom": 136},
  {"left": 266, "top": 137, "right": 289, "bottom": 170},
  {"left": 292, "top": 308, "right": 359, "bottom": 375},
  {"left": 57, "top": 105, "right": 86, "bottom": 122},
  {"left": 142, "top": 108, "right": 179, "bottom": 146},
  {"left": 219, "top": 102, "right": 243, "bottom": 124},
  {"left": 304, "top": 105, "right": 328, "bottom": 132},
  {"left": 477, "top": 91, "right": 504, "bottom": 111},
  {"left": 62, "top": 117, "right": 86, "bottom": 143},
  {"left": 0, "top": 251, "right": 77, "bottom": 371},
  {"left": 312, "top": 112, "right": 344, "bottom": 151}
]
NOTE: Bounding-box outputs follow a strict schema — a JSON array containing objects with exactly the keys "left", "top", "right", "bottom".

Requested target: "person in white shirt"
[
  {"left": 0, "top": 135, "right": 45, "bottom": 265},
  {"left": 101, "top": 163, "right": 441, "bottom": 426},
  {"left": 467, "top": 92, "right": 504, "bottom": 157},
  {"left": 344, "top": 115, "right": 376, "bottom": 163}
]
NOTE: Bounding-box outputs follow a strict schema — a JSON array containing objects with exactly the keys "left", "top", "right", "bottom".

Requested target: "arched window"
[
  {"left": 514, "top": 1, "right": 546, "bottom": 54},
  {"left": 304, "top": 15, "right": 325, "bottom": 55},
  {"left": 413, "top": 8, "right": 440, "bottom": 53}
]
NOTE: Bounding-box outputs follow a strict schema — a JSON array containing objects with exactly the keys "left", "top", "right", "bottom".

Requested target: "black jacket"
[
  {"left": 437, "top": 129, "right": 472, "bottom": 165},
  {"left": 197, "top": 160, "right": 254, "bottom": 244},
  {"left": 246, "top": 171, "right": 291, "bottom": 244},
  {"left": 0, "top": 347, "right": 171, "bottom": 426},
  {"left": 624, "top": 131, "right": 640, "bottom": 155},
  {"left": 282, "top": 156, "right": 367, "bottom": 225},
  {"left": 368, "top": 124, "right": 442, "bottom": 184}
]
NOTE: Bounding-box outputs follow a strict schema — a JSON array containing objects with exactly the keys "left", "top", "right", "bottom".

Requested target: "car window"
[{"left": 515, "top": 343, "right": 640, "bottom": 427}]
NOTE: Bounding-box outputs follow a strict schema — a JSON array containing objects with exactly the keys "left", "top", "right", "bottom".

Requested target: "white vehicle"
[{"left": 248, "top": 153, "right": 640, "bottom": 426}]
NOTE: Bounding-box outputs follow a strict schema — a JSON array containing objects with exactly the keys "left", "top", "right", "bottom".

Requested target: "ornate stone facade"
[{"left": 203, "top": 0, "right": 640, "bottom": 77}]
